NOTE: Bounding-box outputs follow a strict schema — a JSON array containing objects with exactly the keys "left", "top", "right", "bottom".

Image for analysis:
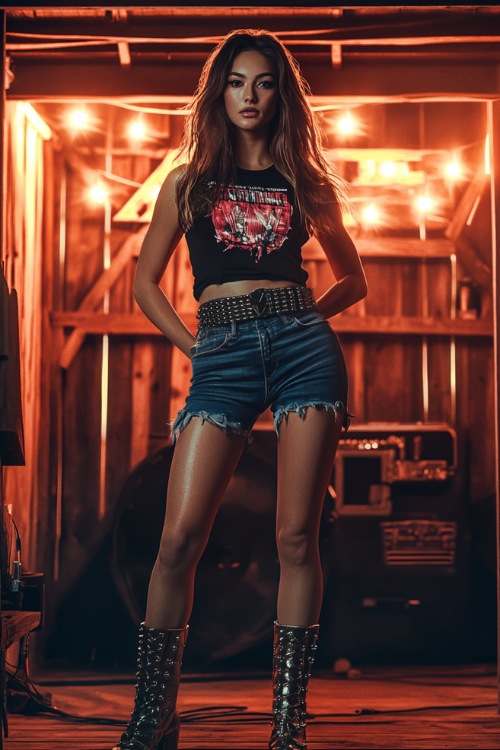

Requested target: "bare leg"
[
  {"left": 275, "top": 408, "right": 342, "bottom": 626},
  {"left": 145, "top": 418, "right": 246, "bottom": 629}
]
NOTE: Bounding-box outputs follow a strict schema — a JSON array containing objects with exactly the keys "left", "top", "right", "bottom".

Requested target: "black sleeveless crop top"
[{"left": 185, "top": 165, "right": 310, "bottom": 300}]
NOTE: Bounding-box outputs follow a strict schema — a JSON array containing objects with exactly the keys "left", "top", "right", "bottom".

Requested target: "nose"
[{"left": 243, "top": 84, "right": 257, "bottom": 103}]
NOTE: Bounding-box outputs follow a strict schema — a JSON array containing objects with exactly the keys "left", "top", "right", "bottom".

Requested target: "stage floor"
[{"left": 4, "top": 663, "right": 500, "bottom": 749}]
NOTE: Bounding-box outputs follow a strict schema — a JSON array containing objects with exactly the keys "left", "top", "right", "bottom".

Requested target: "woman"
[{"left": 113, "top": 28, "right": 367, "bottom": 750}]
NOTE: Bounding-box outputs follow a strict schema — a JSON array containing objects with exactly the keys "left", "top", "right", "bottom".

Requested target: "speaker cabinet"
[{"left": 318, "top": 423, "right": 472, "bottom": 665}]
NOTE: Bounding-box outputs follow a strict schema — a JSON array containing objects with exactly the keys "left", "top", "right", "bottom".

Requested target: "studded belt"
[{"left": 197, "top": 285, "right": 316, "bottom": 326}]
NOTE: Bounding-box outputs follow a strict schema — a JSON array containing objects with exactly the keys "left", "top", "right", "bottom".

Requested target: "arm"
[
  {"left": 313, "top": 202, "right": 368, "bottom": 319},
  {"left": 133, "top": 165, "right": 196, "bottom": 358}
]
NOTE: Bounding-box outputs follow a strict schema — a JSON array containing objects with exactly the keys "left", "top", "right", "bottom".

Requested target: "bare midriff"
[{"left": 199, "top": 279, "right": 300, "bottom": 304}]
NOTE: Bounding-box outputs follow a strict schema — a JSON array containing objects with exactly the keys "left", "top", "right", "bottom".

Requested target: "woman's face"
[{"left": 223, "top": 50, "right": 278, "bottom": 133}]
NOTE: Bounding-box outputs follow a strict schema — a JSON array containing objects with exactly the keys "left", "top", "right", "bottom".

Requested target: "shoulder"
[
  {"left": 156, "top": 163, "right": 188, "bottom": 204},
  {"left": 163, "top": 162, "right": 188, "bottom": 189}
]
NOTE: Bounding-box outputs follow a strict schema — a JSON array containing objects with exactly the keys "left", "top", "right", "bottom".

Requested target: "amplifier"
[
  {"left": 318, "top": 422, "right": 471, "bottom": 665},
  {"left": 330, "top": 422, "right": 458, "bottom": 517}
]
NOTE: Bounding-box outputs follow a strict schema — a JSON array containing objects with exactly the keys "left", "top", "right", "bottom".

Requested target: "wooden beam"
[
  {"left": 6, "top": 9, "right": 500, "bottom": 45},
  {"left": 59, "top": 225, "right": 146, "bottom": 369},
  {"left": 113, "top": 150, "right": 179, "bottom": 223},
  {"left": 5, "top": 7, "right": 500, "bottom": 38},
  {"left": 303, "top": 237, "right": 456, "bottom": 261},
  {"left": 445, "top": 170, "right": 487, "bottom": 241},
  {"left": 7, "top": 59, "right": 500, "bottom": 99},
  {"left": 50, "top": 311, "right": 494, "bottom": 338},
  {"left": 353, "top": 237, "right": 456, "bottom": 259},
  {"left": 487, "top": 98, "right": 500, "bottom": 715},
  {"left": 0, "top": 10, "right": 6, "bottom": 264}
]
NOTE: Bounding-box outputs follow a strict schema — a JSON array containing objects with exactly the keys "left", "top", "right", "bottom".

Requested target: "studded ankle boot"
[
  {"left": 112, "top": 622, "right": 188, "bottom": 750},
  {"left": 268, "top": 621, "right": 319, "bottom": 750}
]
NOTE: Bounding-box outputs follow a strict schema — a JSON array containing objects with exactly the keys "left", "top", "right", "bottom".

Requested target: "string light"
[
  {"left": 54, "top": 100, "right": 476, "bottom": 229},
  {"left": 89, "top": 182, "right": 109, "bottom": 205},
  {"left": 129, "top": 117, "right": 146, "bottom": 141},
  {"left": 68, "top": 107, "right": 89, "bottom": 131},
  {"left": 379, "top": 161, "right": 397, "bottom": 180},
  {"left": 445, "top": 159, "right": 462, "bottom": 180},
  {"left": 361, "top": 203, "right": 381, "bottom": 227},
  {"left": 336, "top": 111, "right": 360, "bottom": 138},
  {"left": 415, "top": 194, "right": 435, "bottom": 215}
]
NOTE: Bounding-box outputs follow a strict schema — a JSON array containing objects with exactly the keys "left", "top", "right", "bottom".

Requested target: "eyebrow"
[{"left": 227, "top": 71, "right": 275, "bottom": 79}]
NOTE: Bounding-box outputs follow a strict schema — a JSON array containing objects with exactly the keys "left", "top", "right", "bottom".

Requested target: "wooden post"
[
  {"left": 0, "top": 10, "right": 5, "bottom": 265},
  {"left": 488, "top": 99, "right": 500, "bottom": 713},
  {"left": 0, "top": 11, "right": 6, "bottom": 746}
]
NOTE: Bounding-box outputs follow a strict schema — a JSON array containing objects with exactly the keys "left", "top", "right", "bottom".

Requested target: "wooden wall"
[
  {"left": 2, "top": 94, "right": 496, "bottom": 661},
  {"left": 2, "top": 103, "right": 52, "bottom": 573}
]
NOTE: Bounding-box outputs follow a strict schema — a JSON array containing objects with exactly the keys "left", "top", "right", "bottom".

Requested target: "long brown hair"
[{"left": 176, "top": 29, "right": 347, "bottom": 234}]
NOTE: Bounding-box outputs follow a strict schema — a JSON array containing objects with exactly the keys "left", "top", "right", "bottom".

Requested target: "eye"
[
  {"left": 228, "top": 79, "right": 242, "bottom": 87},
  {"left": 258, "top": 79, "right": 274, "bottom": 88}
]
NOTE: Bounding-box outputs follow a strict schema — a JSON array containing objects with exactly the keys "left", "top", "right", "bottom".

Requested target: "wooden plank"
[
  {"left": 59, "top": 225, "right": 147, "bottom": 369},
  {"left": 460, "top": 338, "right": 496, "bottom": 502},
  {"left": 37, "top": 138, "right": 55, "bottom": 577},
  {"left": 5, "top": 7, "right": 500, "bottom": 38},
  {"left": 113, "top": 150, "right": 179, "bottom": 223},
  {"left": 487, "top": 98, "right": 500, "bottom": 713},
  {"left": 105, "top": 339, "right": 133, "bottom": 506},
  {"left": 10, "top": 58, "right": 500, "bottom": 100},
  {"left": 0, "top": 10, "right": 6, "bottom": 261},
  {"left": 427, "top": 338, "right": 452, "bottom": 424},
  {"left": 331, "top": 147, "right": 439, "bottom": 162},
  {"left": 445, "top": 170, "right": 487, "bottom": 242},
  {"left": 50, "top": 311, "right": 494, "bottom": 338},
  {"left": 129, "top": 341, "right": 154, "bottom": 470},
  {"left": 1, "top": 611, "right": 40, "bottom": 651},
  {"left": 303, "top": 237, "right": 456, "bottom": 260},
  {"left": 3, "top": 666, "right": 500, "bottom": 750},
  {"left": 333, "top": 314, "right": 492, "bottom": 337}
]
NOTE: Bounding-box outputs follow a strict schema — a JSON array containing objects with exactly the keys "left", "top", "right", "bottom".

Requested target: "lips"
[{"left": 240, "top": 107, "right": 259, "bottom": 115}]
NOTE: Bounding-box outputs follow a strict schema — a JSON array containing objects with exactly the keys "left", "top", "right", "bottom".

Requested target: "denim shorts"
[{"left": 171, "top": 308, "right": 351, "bottom": 442}]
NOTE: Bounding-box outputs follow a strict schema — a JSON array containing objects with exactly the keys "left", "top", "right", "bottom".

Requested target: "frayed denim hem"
[
  {"left": 169, "top": 408, "right": 251, "bottom": 446},
  {"left": 273, "top": 400, "right": 352, "bottom": 436}
]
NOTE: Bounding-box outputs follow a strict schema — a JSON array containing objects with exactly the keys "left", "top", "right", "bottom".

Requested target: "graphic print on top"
[{"left": 211, "top": 183, "right": 293, "bottom": 261}]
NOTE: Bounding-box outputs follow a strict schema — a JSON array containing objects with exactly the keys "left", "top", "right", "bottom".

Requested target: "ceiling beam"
[{"left": 7, "top": 59, "right": 500, "bottom": 100}]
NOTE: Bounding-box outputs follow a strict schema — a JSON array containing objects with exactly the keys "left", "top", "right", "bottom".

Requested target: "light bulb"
[
  {"left": 445, "top": 160, "right": 462, "bottom": 180},
  {"left": 416, "top": 195, "right": 434, "bottom": 214},
  {"left": 336, "top": 111, "right": 358, "bottom": 137},
  {"left": 68, "top": 108, "right": 89, "bottom": 131},
  {"left": 361, "top": 203, "right": 380, "bottom": 226},
  {"left": 89, "top": 183, "right": 108, "bottom": 205},
  {"left": 379, "top": 161, "right": 397, "bottom": 179},
  {"left": 129, "top": 118, "right": 146, "bottom": 140}
]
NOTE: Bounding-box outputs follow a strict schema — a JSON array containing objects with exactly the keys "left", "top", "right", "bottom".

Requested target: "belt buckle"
[{"left": 249, "top": 289, "right": 272, "bottom": 317}]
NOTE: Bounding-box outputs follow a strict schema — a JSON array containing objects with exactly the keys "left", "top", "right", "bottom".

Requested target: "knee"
[
  {"left": 156, "top": 527, "right": 201, "bottom": 574},
  {"left": 277, "top": 527, "right": 316, "bottom": 568}
]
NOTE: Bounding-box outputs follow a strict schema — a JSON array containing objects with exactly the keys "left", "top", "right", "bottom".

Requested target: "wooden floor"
[{"left": 3, "top": 664, "right": 500, "bottom": 749}]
